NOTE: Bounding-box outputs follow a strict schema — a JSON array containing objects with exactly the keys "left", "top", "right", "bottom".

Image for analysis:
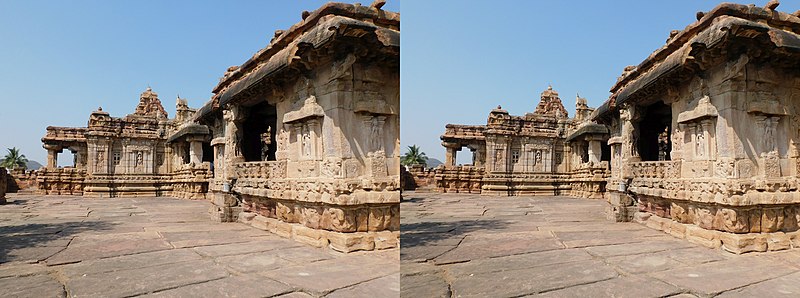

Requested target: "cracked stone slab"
[
  {"left": 140, "top": 275, "right": 292, "bottom": 298},
  {"left": 269, "top": 246, "right": 336, "bottom": 264},
  {"left": 648, "top": 256, "right": 799, "bottom": 296},
  {"left": 216, "top": 251, "right": 296, "bottom": 273},
  {"left": 400, "top": 273, "right": 450, "bottom": 298},
  {"left": 433, "top": 232, "right": 563, "bottom": 264},
  {"left": 444, "top": 248, "right": 594, "bottom": 277},
  {"left": 60, "top": 248, "right": 203, "bottom": 277},
  {"left": 262, "top": 255, "right": 398, "bottom": 296},
  {"left": 0, "top": 263, "right": 50, "bottom": 278},
  {"left": 65, "top": 260, "right": 229, "bottom": 297},
  {"left": 716, "top": 270, "right": 800, "bottom": 297},
  {"left": 400, "top": 245, "right": 455, "bottom": 262},
  {"left": 606, "top": 251, "right": 687, "bottom": 274},
  {"left": 192, "top": 239, "right": 301, "bottom": 258},
  {"left": 582, "top": 240, "right": 696, "bottom": 258},
  {"left": 449, "top": 259, "right": 618, "bottom": 297},
  {"left": 46, "top": 237, "right": 173, "bottom": 265},
  {"left": 326, "top": 273, "right": 399, "bottom": 298},
  {"left": 0, "top": 274, "right": 65, "bottom": 298},
  {"left": 1, "top": 246, "right": 68, "bottom": 264},
  {"left": 537, "top": 275, "right": 681, "bottom": 298}
]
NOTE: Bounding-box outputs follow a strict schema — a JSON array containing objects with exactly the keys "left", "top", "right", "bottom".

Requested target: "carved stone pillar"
[
  {"left": 189, "top": 140, "right": 203, "bottom": 164},
  {"left": 44, "top": 145, "right": 61, "bottom": 169},
  {"left": 445, "top": 146, "right": 457, "bottom": 167},
  {"left": 478, "top": 147, "right": 486, "bottom": 167},
  {"left": 619, "top": 104, "right": 640, "bottom": 163},
  {"left": 588, "top": 138, "right": 602, "bottom": 164}
]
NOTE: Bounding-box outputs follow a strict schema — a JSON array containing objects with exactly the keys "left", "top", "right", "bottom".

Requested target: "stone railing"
[
  {"left": 628, "top": 160, "right": 681, "bottom": 180},
  {"left": 567, "top": 162, "right": 610, "bottom": 199},
  {"left": 434, "top": 165, "right": 484, "bottom": 193},
  {"left": 36, "top": 168, "right": 87, "bottom": 195},
  {"left": 231, "top": 160, "right": 288, "bottom": 191},
  {"left": 170, "top": 163, "right": 211, "bottom": 200}
]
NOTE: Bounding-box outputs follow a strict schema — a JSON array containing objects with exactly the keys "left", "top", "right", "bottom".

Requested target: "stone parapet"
[
  {"left": 434, "top": 165, "right": 483, "bottom": 194},
  {"left": 567, "top": 162, "right": 609, "bottom": 199},
  {"left": 36, "top": 168, "right": 86, "bottom": 195},
  {"left": 481, "top": 172, "right": 571, "bottom": 196},
  {"left": 82, "top": 174, "right": 171, "bottom": 198},
  {"left": 169, "top": 163, "right": 211, "bottom": 200}
]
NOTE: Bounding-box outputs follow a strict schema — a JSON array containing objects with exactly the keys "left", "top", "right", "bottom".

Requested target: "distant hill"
[
  {"left": 426, "top": 158, "right": 443, "bottom": 168},
  {"left": 25, "top": 160, "right": 43, "bottom": 170}
]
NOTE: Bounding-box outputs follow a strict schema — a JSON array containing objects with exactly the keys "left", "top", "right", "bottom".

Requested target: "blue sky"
[
  {"left": 0, "top": 0, "right": 399, "bottom": 166},
  {"left": 400, "top": 0, "right": 800, "bottom": 164}
]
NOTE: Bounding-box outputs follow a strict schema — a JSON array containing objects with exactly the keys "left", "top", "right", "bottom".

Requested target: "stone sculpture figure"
[
  {"left": 369, "top": 117, "right": 382, "bottom": 152},
  {"left": 302, "top": 125, "right": 311, "bottom": 157},
  {"left": 764, "top": 117, "right": 778, "bottom": 154},
  {"left": 261, "top": 126, "right": 272, "bottom": 161},
  {"left": 696, "top": 129, "right": 705, "bottom": 157}
]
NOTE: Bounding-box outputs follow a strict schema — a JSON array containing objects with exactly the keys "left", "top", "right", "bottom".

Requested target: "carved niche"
[
  {"left": 283, "top": 93, "right": 324, "bottom": 160},
  {"left": 677, "top": 95, "right": 718, "bottom": 161}
]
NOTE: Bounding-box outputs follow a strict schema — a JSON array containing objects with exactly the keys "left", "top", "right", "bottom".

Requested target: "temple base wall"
[
  {"left": 434, "top": 166, "right": 483, "bottom": 194},
  {"left": 239, "top": 213, "right": 399, "bottom": 253},
  {"left": 635, "top": 211, "right": 800, "bottom": 254},
  {"left": 36, "top": 168, "right": 86, "bottom": 196},
  {"left": 236, "top": 193, "right": 399, "bottom": 252}
]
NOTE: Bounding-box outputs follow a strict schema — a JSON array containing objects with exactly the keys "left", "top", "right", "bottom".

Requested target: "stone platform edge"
[
  {"left": 635, "top": 211, "right": 800, "bottom": 254},
  {"left": 238, "top": 212, "right": 399, "bottom": 253}
]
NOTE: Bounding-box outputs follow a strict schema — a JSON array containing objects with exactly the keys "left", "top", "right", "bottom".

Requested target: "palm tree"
[
  {"left": 401, "top": 145, "right": 428, "bottom": 166},
  {"left": 1, "top": 147, "right": 29, "bottom": 170}
]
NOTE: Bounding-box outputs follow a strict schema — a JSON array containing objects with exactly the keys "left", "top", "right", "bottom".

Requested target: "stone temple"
[
  {"left": 36, "top": 1, "right": 399, "bottom": 253},
  {"left": 430, "top": 2, "right": 800, "bottom": 254},
  {"left": 437, "top": 85, "right": 610, "bottom": 199}
]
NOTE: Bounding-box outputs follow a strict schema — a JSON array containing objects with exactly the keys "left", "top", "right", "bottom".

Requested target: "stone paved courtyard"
[
  {"left": 0, "top": 194, "right": 399, "bottom": 298},
  {"left": 401, "top": 192, "right": 800, "bottom": 297}
]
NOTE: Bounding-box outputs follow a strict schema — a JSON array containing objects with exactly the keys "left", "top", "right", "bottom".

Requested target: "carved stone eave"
[
  {"left": 353, "top": 99, "right": 396, "bottom": 115},
  {"left": 210, "top": 137, "right": 226, "bottom": 146},
  {"left": 166, "top": 124, "right": 210, "bottom": 143},
  {"left": 593, "top": 4, "right": 800, "bottom": 122},
  {"left": 746, "top": 99, "right": 788, "bottom": 116},
  {"left": 565, "top": 123, "right": 610, "bottom": 142},
  {"left": 283, "top": 97, "right": 325, "bottom": 124},
  {"left": 199, "top": 14, "right": 399, "bottom": 120},
  {"left": 608, "top": 136, "right": 623, "bottom": 145},
  {"left": 677, "top": 96, "right": 719, "bottom": 124}
]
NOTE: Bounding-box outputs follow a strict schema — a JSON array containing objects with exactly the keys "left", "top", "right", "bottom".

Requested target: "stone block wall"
[
  {"left": 434, "top": 166, "right": 483, "bottom": 194},
  {"left": 169, "top": 163, "right": 211, "bottom": 200},
  {"left": 36, "top": 168, "right": 86, "bottom": 195}
]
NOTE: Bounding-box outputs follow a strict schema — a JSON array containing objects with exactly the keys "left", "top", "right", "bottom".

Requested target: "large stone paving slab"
[
  {"left": 401, "top": 192, "right": 800, "bottom": 297},
  {"left": 0, "top": 194, "right": 397, "bottom": 297}
]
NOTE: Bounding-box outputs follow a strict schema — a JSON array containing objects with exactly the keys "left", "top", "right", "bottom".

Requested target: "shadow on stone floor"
[
  {"left": 0, "top": 220, "right": 118, "bottom": 263},
  {"left": 400, "top": 219, "right": 510, "bottom": 249}
]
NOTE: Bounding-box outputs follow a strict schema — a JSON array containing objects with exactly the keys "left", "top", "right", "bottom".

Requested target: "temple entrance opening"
[
  {"left": 241, "top": 101, "right": 277, "bottom": 162},
  {"left": 637, "top": 101, "right": 672, "bottom": 161}
]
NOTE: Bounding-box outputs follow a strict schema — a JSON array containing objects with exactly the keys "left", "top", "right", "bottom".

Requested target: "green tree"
[
  {"left": 401, "top": 145, "right": 428, "bottom": 166},
  {"left": 1, "top": 147, "right": 29, "bottom": 170}
]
